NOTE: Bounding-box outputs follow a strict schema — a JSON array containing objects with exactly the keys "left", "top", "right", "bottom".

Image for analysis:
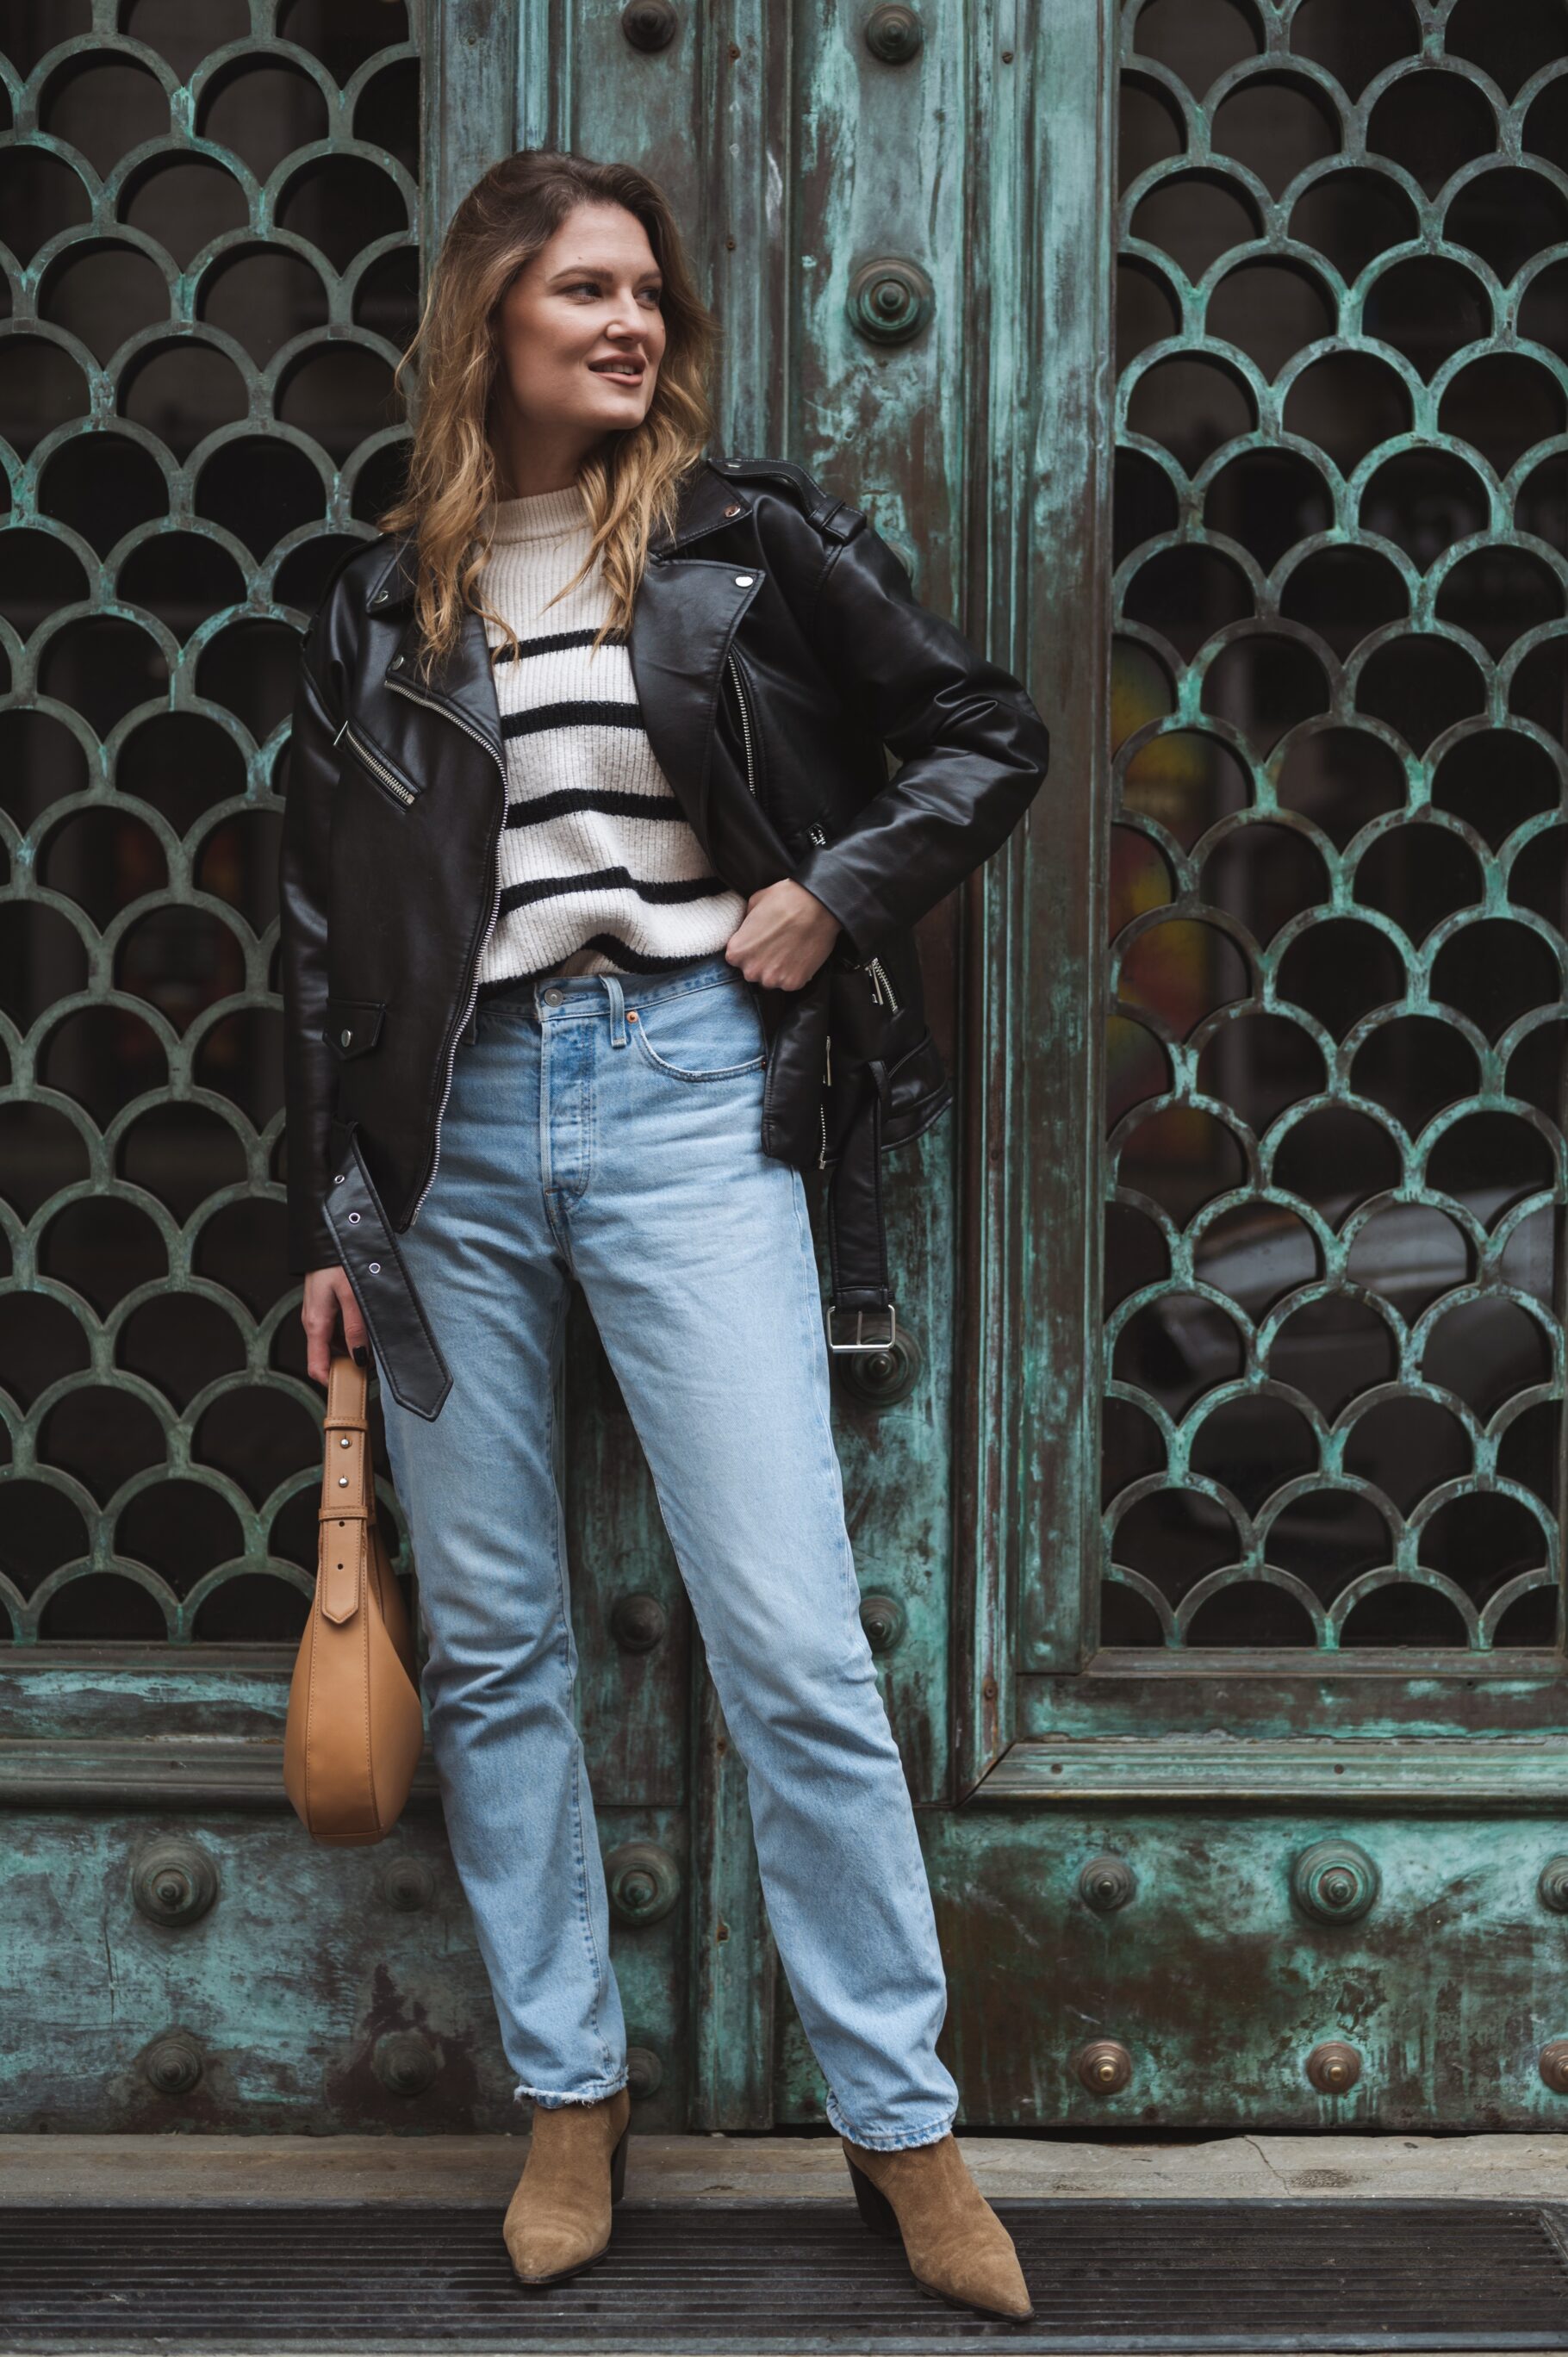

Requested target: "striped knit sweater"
[{"left": 472, "top": 482, "right": 745, "bottom": 992}]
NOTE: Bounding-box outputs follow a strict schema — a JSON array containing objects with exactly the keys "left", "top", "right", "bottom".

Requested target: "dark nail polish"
[{"left": 352, "top": 1346, "right": 368, "bottom": 1367}]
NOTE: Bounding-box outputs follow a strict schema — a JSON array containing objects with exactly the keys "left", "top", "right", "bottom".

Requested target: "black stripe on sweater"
[
  {"left": 569, "top": 933, "right": 737, "bottom": 973},
  {"left": 504, "top": 786, "right": 688, "bottom": 828},
  {"left": 491, "top": 626, "right": 628, "bottom": 664},
  {"left": 501, "top": 700, "right": 644, "bottom": 740},
  {"left": 498, "top": 868, "right": 731, "bottom": 917},
  {"left": 479, "top": 936, "right": 735, "bottom": 987}
]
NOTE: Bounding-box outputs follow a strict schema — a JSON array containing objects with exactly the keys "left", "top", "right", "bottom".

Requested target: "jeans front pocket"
[{"left": 628, "top": 978, "right": 768, "bottom": 1082}]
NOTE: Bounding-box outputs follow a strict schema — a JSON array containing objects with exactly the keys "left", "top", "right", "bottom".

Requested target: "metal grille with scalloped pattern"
[
  {"left": 1, "top": 0, "right": 420, "bottom": 1645},
  {"left": 1104, "top": 0, "right": 1568, "bottom": 1654}
]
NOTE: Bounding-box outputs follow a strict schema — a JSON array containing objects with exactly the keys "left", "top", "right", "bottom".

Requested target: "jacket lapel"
[{"left": 625, "top": 555, "right": 761, "bottom": 849}]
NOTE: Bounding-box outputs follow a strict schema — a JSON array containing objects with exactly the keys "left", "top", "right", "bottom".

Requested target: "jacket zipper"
[
  {"left": 384, "top": 676, "right": 506, "bottom": 1228},
  {"left": 334, "top": 715, "right": 418, "bottom": 809},
  {"left": 726, "top": 649, "right": 757, "bottom": 799},
  {"left": 865, "top": 956, "right": 900, "bottom": 1012}
]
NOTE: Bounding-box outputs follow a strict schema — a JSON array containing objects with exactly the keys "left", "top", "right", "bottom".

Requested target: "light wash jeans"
[{"left": 376, "top": 948, "right": 959, "bottom": 2149}]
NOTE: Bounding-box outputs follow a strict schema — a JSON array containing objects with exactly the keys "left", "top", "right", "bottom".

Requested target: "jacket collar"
[{"left": 361, "top": 457, "right": 749, "bottom": 613}]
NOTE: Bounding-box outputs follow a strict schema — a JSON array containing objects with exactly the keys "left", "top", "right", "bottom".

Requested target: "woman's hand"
[
  {"left": 302, "top": 1266, "right": 367, "bottom": 1388},
  {"left": 723, "top": 877, "right": 841, "bottom": 992}
]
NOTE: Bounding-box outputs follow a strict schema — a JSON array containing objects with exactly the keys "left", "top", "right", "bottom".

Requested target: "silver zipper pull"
[
  {"left": 824, "top": 1032, "right": 832, "bottom": 1087},
  {"left": 808, "top": 824, "right": 827, "bottom": 846},
  {"left": 868, "top": 956, "right": 899, "bottom": 1012},
  {"left": 333, "top": 717, "right": 349, "bottom": 745}
]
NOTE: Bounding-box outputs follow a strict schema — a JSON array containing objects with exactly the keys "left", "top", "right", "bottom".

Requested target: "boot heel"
[
  {"left": 846, "top": 2155, "right": 901, "bottom": 2241},
  {"left": 609, "top": 2118, "right": 630, "bottom": 2206}
]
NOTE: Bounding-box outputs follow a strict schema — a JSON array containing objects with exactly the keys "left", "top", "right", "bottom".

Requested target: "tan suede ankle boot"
[
  {"left": 504, "top": 2085, "right": 632, "bottom": 2285},
  {"left": 841, "top": 2130, "right": 1035, "bottom": 2322}
]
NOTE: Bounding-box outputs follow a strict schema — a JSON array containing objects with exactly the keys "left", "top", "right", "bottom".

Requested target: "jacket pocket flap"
[{"left": 323, "top": 998, "right": 387, "bottom": 1058}]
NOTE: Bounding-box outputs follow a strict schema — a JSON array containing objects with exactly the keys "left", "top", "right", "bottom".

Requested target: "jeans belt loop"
[{"left": 600, "top": 972, "right": 628, "bottom": 1048}]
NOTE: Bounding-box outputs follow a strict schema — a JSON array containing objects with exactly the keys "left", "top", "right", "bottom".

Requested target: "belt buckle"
[{"left": 826, "top": 1303, "right": 897, "bottom": 1354}]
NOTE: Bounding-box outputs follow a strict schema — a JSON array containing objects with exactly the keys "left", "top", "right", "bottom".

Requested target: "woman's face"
[{"left": 490, "top": 201, "right": 666, "bottom": 451}]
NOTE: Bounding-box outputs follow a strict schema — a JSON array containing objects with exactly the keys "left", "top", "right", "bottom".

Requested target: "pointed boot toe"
[
  {"left": 503, "top": 2086, "right": 632, "bottom": 2287},
  {"left": 842, "top": 2131, "right": 1035, "bottom": 2323}
]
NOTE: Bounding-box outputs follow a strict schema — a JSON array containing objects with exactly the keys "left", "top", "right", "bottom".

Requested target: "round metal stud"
[
  {"left": 847, "top": 256, "right": 934, "bottom": 346},
  {"left": 1073, "top": 2038, "right": 1132, "bottom": 2096},
  {"left": 340, "top": 1028, "right": 352, "bottom": 1046},
  {"left": 374, "top": 589, "right": 389, "bottom": 603},
  {"left": 864, "top": 3, "right": 924, "bottom": 61},
  {"left": 390, "top": 654, "right": 403, "bottom": 668},
  {"left": 141, "top": 2031, "right": 203, "bottom": 2096},
  {"left": 1305, "top": 2040, "right": 1362, "bottom": 2095},
  {"left": 369, "top": 1260, "right": 380, "bottom": 1273},
  {"left": 339, "top": 1436, "right": 350, "bottom": 1447},
  {"left": 621, "top": 0, "right": 677, "bottom": 50},
  {"left": 725, "top": 502, "right": 741, "bottom": 516},
  {"left": 1539, "top": 1856, "right": 1568, "bottom": 1914},
  {"left": 626, "top": 2044, "right": 664, "bottom": 2099},
  {"left": 339, "top": 1475, "right": 349, "bottom": 1486},
  {"left": 858, "top": 1591, "right": 906, "bottom": 1655},
  {"left": 735, "top": 574, "right": 754, "bottom": 586},
  {"left": 611, "top": 1591, "right": 668, "bottom": 1653},
  {"left": 1078, "top": 1855, "right": 1136, "bottom": 1914},
  {"left": 1291, "top": 1839, "right": 1380, "bottom": 1925},
  {"left": 832, "top": 1317, "right": 924, "bottom": 1409},
  {"left": 1540, "top": 2041, "right": 1568, "bottom": 2095},
  {"left": 348, "top": 1211, "right": 360, "bottom": 1223},
  {"left": 333, "top": 1173, "right": 345, "bottom": 1184},
  {"left": 605, "top": 1839, "right": 681, "bottom": 1926},
  {"left": 374, "top": 2031, "right": 438, "bottom": 2097},
  {"left": 131, "top": 1837, "right": 221, "bottom": 1928},
  {"left": 381, "top": 1856, "right": 437, "bottom": 1912}
]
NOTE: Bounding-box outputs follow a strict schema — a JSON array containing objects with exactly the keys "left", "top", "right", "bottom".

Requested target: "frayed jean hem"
[
  {"left": 515, "top": 2069, "right": 629, "bottom": 2110},
  {"left": 824, "top": 2086, "right": 956, "bottom": 2151}
]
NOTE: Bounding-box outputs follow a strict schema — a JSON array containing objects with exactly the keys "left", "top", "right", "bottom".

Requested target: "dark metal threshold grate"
[{"left": 3, "top": 2198, "right": 1567, "bottom": 2354}]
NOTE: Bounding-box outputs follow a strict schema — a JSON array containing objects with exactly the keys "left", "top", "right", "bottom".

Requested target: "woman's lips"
[{"left": 590, "top": 360, "right": 644, "bottom": 382}]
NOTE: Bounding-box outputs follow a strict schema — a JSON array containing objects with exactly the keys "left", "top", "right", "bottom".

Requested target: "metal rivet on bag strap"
[
  {"left": 338, "top": 1476, "right": 349, "bottom": 1487},
  {"left": 339, "top": 1436, "right": 351, "bottom": 1448}
]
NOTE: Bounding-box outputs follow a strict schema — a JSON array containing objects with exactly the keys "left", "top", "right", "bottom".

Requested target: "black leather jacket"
[{"left": 280, "top": 453, "right": 1050, "bottom": 1412}]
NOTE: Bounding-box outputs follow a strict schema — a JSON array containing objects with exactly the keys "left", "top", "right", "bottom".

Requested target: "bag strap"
[{"left": 317, "top": 1353, "right": 373, "bottom": 1624}]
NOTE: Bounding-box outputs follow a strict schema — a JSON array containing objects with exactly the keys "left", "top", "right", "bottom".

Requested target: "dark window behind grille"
[
  {"left": 1105, "top": 0, "right": 1568, "bottom": 1655},
  {"left": 1, "top": 0, "right": 419, "bottom": 1645}
]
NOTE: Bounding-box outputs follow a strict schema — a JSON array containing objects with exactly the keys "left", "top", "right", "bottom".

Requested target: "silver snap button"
[
  {"left": 724, "top": 458, "right": 739, "bottom": 467},
  {"left": 339, "top": 1475, "right": 349, "bottom": 1487},
  {"left": 333, "top": 1173, "right": 344, "bottom": 1184},
  {"left": 375, "top": 589, "right": 389, "bottom": 603},
  {"left": 340, "top": 1028, "right": 352, "bottom": 1046},
  {"left": 348, "top": 1211, "right": 360, "bottom": 1223},
  {"left": 735, "top": 574, "right": 754, "bottom": 586},
  {"left": 390, "top": 655, "right": 403, "bottom": 669},
  {"left": 725, "top": 503, "right": 740, "bottom": 516},
  {"left": 369, "top": 1260, "right": 380, "bottom": 1273}
]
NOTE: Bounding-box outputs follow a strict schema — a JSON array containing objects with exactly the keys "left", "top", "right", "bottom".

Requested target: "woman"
[{"left": 279, "top": 150, "right": 1048, "bottom": 2321}]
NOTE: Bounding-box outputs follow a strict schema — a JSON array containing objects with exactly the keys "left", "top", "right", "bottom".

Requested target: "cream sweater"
[{"left": 471, "top": 484, "right": 745, "bottom": 994}]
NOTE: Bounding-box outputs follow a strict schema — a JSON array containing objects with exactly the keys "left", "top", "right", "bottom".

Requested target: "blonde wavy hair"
[{"left": 376, "top": 149, "right": 719, "bottom": 683}]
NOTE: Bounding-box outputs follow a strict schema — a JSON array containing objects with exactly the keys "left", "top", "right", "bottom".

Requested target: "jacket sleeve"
[
  {"left": 787, "top": 516, "right": 1051, "bottom": 963},
  {"left": 278, "top": 631, "right": 343, "bottom": 1277}
]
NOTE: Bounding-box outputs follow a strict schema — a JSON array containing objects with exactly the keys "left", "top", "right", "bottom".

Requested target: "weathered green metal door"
[{"left": 6, "top": 0, "right": 1568, "bottom": 2136}]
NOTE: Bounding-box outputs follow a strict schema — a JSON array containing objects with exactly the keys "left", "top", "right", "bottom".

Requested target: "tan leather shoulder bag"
[{"left": 283, "top": 1351, "right": 425, "bottom": 1845}]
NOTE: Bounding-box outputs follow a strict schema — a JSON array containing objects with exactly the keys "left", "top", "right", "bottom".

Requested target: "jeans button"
[{"left": 544, "top": 988, "right": 563, "bottom": 1004}]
